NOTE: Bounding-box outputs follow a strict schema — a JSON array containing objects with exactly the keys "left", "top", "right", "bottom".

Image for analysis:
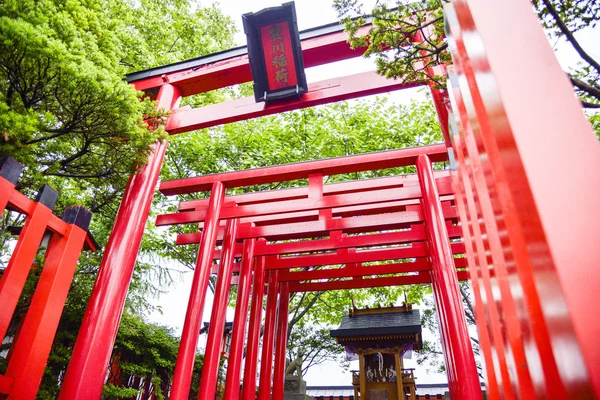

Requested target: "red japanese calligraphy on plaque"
[{"left": 260, "top": 21, "right": 298, "bottom": 90}]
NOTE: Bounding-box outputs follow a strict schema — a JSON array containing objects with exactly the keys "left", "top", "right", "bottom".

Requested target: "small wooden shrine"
[{"left": 330, "top": 303, "right": 422, "bottom": 400}]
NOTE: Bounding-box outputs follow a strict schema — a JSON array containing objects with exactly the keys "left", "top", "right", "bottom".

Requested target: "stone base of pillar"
[{"left": 284, "top": 376, "right": 313, "bottom": 400}]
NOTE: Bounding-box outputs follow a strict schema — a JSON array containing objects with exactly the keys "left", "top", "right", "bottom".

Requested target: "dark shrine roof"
[
  {"left": 201, "top": 321, "right": 233, "bottom": 334},
  {"left": 330, "top": 309, "right": 421, "bottom": 338}
]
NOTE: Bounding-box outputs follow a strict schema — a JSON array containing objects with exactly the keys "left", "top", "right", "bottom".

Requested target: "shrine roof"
[
  {"left": 201, "top": 321, "right": 233, "bottom": 334},
  {"left": 330, "top": 308, "right": 421, "bottom": 338}
]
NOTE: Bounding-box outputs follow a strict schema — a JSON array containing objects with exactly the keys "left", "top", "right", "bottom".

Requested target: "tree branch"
[
  {"left": 24, "top": 129, "right": 73, "bottom": 145},
  {"left": 541, "top": 0, "right": 600, "bottom": 72},
  {"left": 571, "top": 76, "right": 600, "bottom": 99},
  {"left": 44, "top": 171, "right": 113, "bottom": 179},
  {"left": 302, "top": 347, "right": 324, "bottom": 374},
  {"left": 288, "top": 291, "right": 324, "bottom": 334},
  {"left": 581, "top": 101, "right": 600, "bottom": 109}
]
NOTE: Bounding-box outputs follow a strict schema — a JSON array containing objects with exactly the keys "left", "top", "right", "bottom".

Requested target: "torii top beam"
[{"left": 126, "top": 21, "right": 373, "bottom": 97}]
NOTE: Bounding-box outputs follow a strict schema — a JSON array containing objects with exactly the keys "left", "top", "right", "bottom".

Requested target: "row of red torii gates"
[{"left": 0, "top": 0, "right": 598, "bottom": 399}]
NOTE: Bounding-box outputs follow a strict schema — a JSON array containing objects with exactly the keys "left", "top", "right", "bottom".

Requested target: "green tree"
[
  {"left": 333, "top": 0, "right": 600, "bottom": 109},
  {"left": 0, "top": 0, "right": 236, "bottom": 214},
  {"left": 0, "top": 0, "right": 161, "bottom": 212},
  {"left": 0, "top": 0, "right": 236, "bottom": 397},
  {"left": 286, "top": 323, "right": 349, "bottom": 375},
  {"left": 107, "top": 0, "right": 236, "bottom": 71},
  {"left": 102, "top": 313, "right": 210, "bottom": 400}
]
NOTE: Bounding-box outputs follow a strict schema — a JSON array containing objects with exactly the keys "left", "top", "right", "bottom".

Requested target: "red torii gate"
[
  {"left": 48, "top": 0, "right": 600, "bottom": 399},
  {"left": 152, "top": 147, "right": 476, "bottom": 400}
]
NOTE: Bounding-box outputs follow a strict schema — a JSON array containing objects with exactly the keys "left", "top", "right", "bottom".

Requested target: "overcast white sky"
[{"left": 146, "top": 0, "right": 600, "bottom": 388}]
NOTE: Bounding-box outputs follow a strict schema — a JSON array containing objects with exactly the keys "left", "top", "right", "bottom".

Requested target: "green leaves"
[
  {"left": 0, "top": 0, "right": 159, "bottom": 216},
  {"left": 162, "top": 96, "right": 442, "bottom": 185},
  {"left": 334, "top": 0, "right": 600, "bottom": 109},
  {"left": 334, "top": 0, "right": 449, "bottom": 88},
  {"left": 0, "top": 0, "right": 237, "bottom": 221},
  {"left": 108, "top": 0, "right": 237, "bottom": 70},
  {"left": 0, "top": 0, "right": 236, "bottom": 397}
]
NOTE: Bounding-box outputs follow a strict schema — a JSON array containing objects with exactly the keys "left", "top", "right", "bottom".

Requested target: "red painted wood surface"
[
  {"left": 160, "top": 144, "right": 447, "bottom": 195},
  {"left": 197, "top": 219, "right": 239, "bottom": 400},
  {"left": 170, "top": 182, "right": 225, "bottom": 400},
  {"left": 128, "top": 24, "right": 372, "bottom": 96},
  {"left": 445, "top": 0, "right": 600, "bottom": 397},
  {"left": 222, "top": 238, "right": 255, "bottom": 399},
  {"left": 0, "top": 164, "right": 92, "bottom": 400},
  {"left": 59, "top": 83, "right": 182, "bottom": 400},
  {"left": 165, "top": 71, "right": 424, "bottom": 134},
  {"left": 416, "top": 155, "right": 482, "bottom": 399},
  {"left": 260, "top": 22, "right": 299, "bottom": 90},
  {"left": 44, "top": 0, "right": 600, "bottom": 397}
]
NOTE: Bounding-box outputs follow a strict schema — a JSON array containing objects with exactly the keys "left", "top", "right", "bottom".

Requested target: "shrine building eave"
[{"left": 330, "top": 309, "right": 422, "bottom": 339}]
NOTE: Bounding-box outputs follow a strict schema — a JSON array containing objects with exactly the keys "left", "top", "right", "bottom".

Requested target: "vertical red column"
[
  {"left": 171, "top": 181, "right": 225, "bottom": 399},
  {"left": 0, "top": 186, "right": 57, "bottom": 342},
  {"left": 272, "top": 282, "right": 290, "bottom": 400},
  {"left": 59, "top": 83, "right": 181, "bottom": 400},
  {"left": 197, "top": 218, "right": 239, "bottom": 400},
  {"left": 223, "top": 238, "right": 256, "bottom": 399},
  {"left": 412, "top": 29, "right": 452, "bottom": 149},
  {"left": 445, "top": 0, "right": 600, "bottom": 396},
  {"left": 6, "top": 206, "right": 91, "bottom": 400},
  {"left": 416, "top": 154, "right": 482, "bottom": 399},
  {"left": 430, "top": 86, "right": 452, "bottom": 147},
  {"left": 0, "top": 157, "right": 23, "bottom": 211},
  {"left": 446, "top": 68, "right": 535, "bottom": 399},
  {"left": 257, "top": 268, "right": 279, "bottom": 400},
  {"left": 241, "top": 252, "right": 267, "bottom": 400}
]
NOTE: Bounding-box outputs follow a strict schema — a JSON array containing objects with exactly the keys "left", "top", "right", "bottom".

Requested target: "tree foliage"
[
  {"left": 287, "top": 323, "right": 349, "bottom": 375},
  {"left": 0, "top": 0, "right": 236, "bottom": 398},
  {"left": 0, "top": 0, "right": 161, "bottom": 213},
  {"left": 103, "top": 313, "right": 209, "bottom": 400},
  {"left": 334, "top": 0, "right": 600, "bottom": 109},
  {"left": 334, "top": 0, "right": 449, "bottom": 87},
  {"left": 0, "top": 0, "right": 236, "bottom": 215},
  {"left": 107, "top": 0, "right": 236, "bottom": 71}
]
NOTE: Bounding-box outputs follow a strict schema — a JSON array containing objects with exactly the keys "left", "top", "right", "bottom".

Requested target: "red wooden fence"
[
  {"left": 444, "top": 0, "right": 600, "bottom": 398},
  {"left": 0, "top": 157, "right": 94, "bottom": 399}
]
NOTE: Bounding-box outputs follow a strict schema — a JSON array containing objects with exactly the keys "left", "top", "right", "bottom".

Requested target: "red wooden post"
[
  {"left": 272, "top": 282, "right": 290, "bottom": 400},
  {"left": 5, "top": 206, "right": 91, "bottom": 399},
  {"left": 449, "top": 137, "right": 501, "bottom": 400},
  {"left": 59, "top": 83, "right": 181, "bottom": 400},
  {"left": 446, "top": 68, "right": 536, "bottom": 398},
  {"left": 171, "top": 181, "right": 225, "bottom": 399},
  {"left": 445, "top": 0, "right": 600, "bottom": 396},
  {"left": 416, "top": 154, "right": 482, "bottom": 399},
  {"left": 257, "top": 269, "right": 279, "bottom": 400},
  {"left": 430, "top": 86, "right": 452, "bottom": 147},
  {"left": 412, "top": 29, "right": 451, "bottom": 149},
  {"left": 223, "top": 238, "right": 256, "bottom": 399},
  {"left": 197, "top": 218, "right": 239, "bottom": 400},
  {"left": 241, "top": 253, "right": 267, "bottom": 400},
  {"left": 0, "top": 186, "right": 57, "bottom": 342},
  {"left": 0, "top": 157, "right": 23, "bottom": 211}
]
